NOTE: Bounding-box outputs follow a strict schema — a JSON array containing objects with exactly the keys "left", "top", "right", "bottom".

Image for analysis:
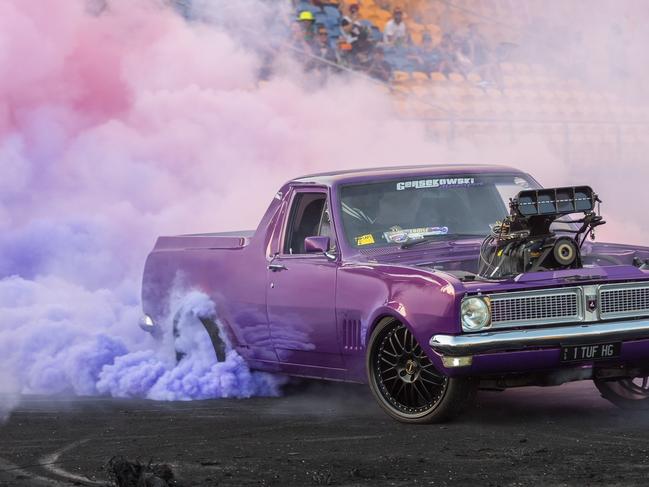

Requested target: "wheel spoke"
[
  {"left": 380, "top": 356, "right": 398, "bottom": 367},
  {"left": 421, "top": 369, "right": 445, "bottom": 384},
  {"left": 382, "top": 372, "right": 399, "bottom": 382},
  {"left": 395, "top": 381, "right": 406, "bottom": 401},
  {"left": 382, "top": 348, "right": 398, "bottom": 358},
  {"left": 393, "top": 331, "right": 404, "bottom": 351},
  {"left": 420, "top": 375, "right": 444, "bottom": 386},
  {"left": 413, "top": 380, "right": 432, "bottom": 402},
  {"left": 407, "top": 383, "right": 417, "bottom": 405}
]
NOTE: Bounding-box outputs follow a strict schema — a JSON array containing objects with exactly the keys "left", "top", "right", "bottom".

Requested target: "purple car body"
[{"left": 141, "top": 165, "right": 649, "bottom": 422}]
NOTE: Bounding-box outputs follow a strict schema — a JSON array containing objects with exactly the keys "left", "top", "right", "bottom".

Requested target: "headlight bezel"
[{"left": 460, "top": 296, "right": 492, "bottom": 332}]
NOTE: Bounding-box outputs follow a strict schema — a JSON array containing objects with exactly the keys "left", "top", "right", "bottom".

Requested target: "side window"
[{"left": 284, "top": 192, "right": 334, "bottom": 254}]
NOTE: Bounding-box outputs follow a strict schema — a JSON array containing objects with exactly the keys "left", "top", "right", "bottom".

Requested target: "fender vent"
[{"left": 343, "top": 318, "right": 362, "bottom": 350}]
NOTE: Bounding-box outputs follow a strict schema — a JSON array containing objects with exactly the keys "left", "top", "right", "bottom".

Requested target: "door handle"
[{"left": 268, "top": 263, "right": 288, "bottom": 272}]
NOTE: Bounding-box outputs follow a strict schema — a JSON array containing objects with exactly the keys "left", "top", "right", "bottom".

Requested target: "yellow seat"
[
  {"left": 448, "top": 72, "right": 465, "bottom": 82},
  {"left": 412, "top": 71, "right": 429, "bottom": 82},
  {"left": 393, "top": 71, "right": 411, "bottom": 83},
  {"left": 430, "top": 72, "right": 447, "bottom": 82}
]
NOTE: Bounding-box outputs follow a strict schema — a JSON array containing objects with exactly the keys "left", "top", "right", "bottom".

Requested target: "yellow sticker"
[{"left": 356, "top": 234, "right": 375, "bottom": 246}]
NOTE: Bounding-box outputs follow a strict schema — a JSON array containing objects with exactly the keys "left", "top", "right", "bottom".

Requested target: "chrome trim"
[
  {"left": 482, "top": 287, "right": 584, "bottom": 331},
  {"left": 598, "top": 282, "right": 649, "bottom": 320},
  {"left": 431, "top": 319, "right": 649, "bottom": 356},
  {"left": 139, "top": 314, "right": 156, "bottom": 333}
]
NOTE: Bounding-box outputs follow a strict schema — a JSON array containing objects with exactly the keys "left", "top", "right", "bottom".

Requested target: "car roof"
[{"left": 290, "top": 164, "right": 526, "bottom": 187}]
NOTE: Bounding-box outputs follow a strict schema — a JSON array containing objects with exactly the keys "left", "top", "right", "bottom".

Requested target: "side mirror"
[{"left": 305, "top": 236, "right": 330, "bottom": 254}]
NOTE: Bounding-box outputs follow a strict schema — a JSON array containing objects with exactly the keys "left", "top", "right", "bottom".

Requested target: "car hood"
[{"left": 361, "top": 238, "right": 649, "bottom": 295}]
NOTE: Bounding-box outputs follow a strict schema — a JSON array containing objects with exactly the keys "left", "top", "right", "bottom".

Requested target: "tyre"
[
  {"left": 366, "top": 318, "right": 476, "bottom": 424},
  {"left": 594, "top": 376, "right": 649, "bottom": 410},
  {"left": 172, "top": 311, "right": 226, "bottom": 363}
]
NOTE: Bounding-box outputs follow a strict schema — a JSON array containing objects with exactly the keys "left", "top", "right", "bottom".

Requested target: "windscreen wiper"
[{"left": 400, "top": 234, "right": 485, "bottom": 250}]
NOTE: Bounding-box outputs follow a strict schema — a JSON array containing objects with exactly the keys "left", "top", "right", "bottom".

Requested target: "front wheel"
[
  {"left": 594, "top": 376, "right": 649, "bottom": 410},
  {"left": 367, "top": 318, "right": 476, "bottom": 424}
]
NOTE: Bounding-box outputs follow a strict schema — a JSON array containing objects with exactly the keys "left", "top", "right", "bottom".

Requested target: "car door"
[{"left": 266, "top": 187, "right": 344, "bottom": 370}]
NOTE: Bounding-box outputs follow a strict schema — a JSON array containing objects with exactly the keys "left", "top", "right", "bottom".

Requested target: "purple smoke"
[{"left": 97, "top": 291, "right": 284, "bottom": 401}]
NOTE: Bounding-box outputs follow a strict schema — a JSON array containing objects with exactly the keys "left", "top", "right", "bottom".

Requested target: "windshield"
[{"left": 339, "top": 174, "right": 539, "bottom": 248}]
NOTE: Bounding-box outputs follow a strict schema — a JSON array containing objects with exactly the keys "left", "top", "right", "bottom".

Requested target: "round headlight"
[{"left": 461, "top": 297, "right": 491, "bottom": 331}]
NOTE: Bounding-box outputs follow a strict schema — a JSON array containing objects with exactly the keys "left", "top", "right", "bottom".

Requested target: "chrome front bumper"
[{"left": 430, "top": 319, "right": 649, "bottom": 356}]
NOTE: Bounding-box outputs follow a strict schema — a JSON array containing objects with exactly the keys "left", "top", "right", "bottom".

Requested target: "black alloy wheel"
[{"left": 367, "top": 318, "right": 476, "bottom": 423}]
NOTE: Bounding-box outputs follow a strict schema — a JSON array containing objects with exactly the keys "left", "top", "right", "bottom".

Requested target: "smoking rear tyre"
[
  {"left": 172, "top": 312, "right": 226, "bottom": 364},
  {"left": 594, "top": 377, "right": 649, "bottom": 410},
  {"left": 367, "top": 318, "right": 476, "bottom": 424}
]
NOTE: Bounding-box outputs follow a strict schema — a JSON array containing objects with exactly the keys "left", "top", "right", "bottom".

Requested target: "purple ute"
[{"left": 141, "top": 165, "right": 649, "bottom": 423}]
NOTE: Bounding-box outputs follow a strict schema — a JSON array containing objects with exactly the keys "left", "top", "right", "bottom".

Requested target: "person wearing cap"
[
  {"left": 298, "top": 10, "right": 315, "bottom": 23},
  {"left": 383, "top": 7, "right": 408, "bottom": 46},
  {"left": 298, "top": 10, "right": 316, "bottom": 43}
]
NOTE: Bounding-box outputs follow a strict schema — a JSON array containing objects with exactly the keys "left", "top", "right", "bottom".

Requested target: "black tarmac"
[{"left": 1, "top": 381, "right": 649, "bottom": 486}]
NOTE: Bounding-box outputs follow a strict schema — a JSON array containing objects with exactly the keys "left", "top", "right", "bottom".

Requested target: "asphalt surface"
[{"left": 1, "top": 381, "right": 649, "bottom": 486}]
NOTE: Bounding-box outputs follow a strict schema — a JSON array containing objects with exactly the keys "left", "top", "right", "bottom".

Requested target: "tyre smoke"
[{"left": 97, "top": 291, "right": 284, "bottom": 400}]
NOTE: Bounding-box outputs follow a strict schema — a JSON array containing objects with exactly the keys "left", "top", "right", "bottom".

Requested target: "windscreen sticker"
[
  {"left": 396, "top": 178, "right": 477, "bottom": 191},
  {"left": 514, "top": 177, "right": 531, "bottom": 188},
  {"left": 383, "top": 226, "right": 449, "bottom": 243},
  {"left": 355, "top": 234, "right": 375, "bottom": 246}
]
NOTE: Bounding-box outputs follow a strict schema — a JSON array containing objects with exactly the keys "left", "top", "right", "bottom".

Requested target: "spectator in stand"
[
  {"left": 383, "top": 7, "right": 408, "bottom": 47},
  {"left": 290, "top": 21, "right": 309, "bottom": 51},
  {"left": 461, "top": 24, "right": 504, "bottom": 88},
  {"left": 337, "top": 18, "right": 355, "bottom": 66},
  {"left": 297, "top": 10, "right": 316, "bottom": 44},
  {"left": 352, "top": 48, "right": 372, "bottom": 71},
  {"left": 436, "top": 33, "right": 460, "bottom": 76},
  {"left": 409, "top": 31, "right": 441, "bottom": 73},
  {"left": 366, "top": 47, "right": 392, "bottom": 82},
  {"left": 436, "top": 33, "right": 474, "bottom": 77},
  {"left": 337, "top": 40, "right": 354, "bottom": 65},
  {"left": 311, "top": 24, "right": 339, "bottom": 66},
  {"left": 348, "top": 23, "right": 375, "bottom": 69},
  {"left": 340, "top": 17, "right": 360, "bottom": 45},
  {"left": 452, "top": 34, "right": 473, "bottom": 75},
  {"left": 462, "top": 24, "right": 488, "bottom": 67},
  {"left": 345, "top": 3, "right": 362, "bottom": 25}
]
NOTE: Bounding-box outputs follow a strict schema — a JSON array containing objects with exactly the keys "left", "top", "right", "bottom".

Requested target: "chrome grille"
[
  {"left": 599, "top": 283, "right": 649, "bottom": 319},
  {"left": 489, "top": 288, "right": 583, "bottom": 329}
]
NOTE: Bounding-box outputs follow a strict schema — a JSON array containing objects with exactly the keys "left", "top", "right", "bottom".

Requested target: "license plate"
[{"left": 561, "top": 342, "right": 621, "bottom": 362}]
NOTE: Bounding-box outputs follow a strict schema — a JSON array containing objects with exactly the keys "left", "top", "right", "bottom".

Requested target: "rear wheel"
[
  {"left": 173, "top": 312, "right": 226, "bottom": 363},
  {"left": 367, "top": 318, "right": 476, "bottom": 423},
  {"left": 594, "top": 376, "right": 649, "bottom": 410}
]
